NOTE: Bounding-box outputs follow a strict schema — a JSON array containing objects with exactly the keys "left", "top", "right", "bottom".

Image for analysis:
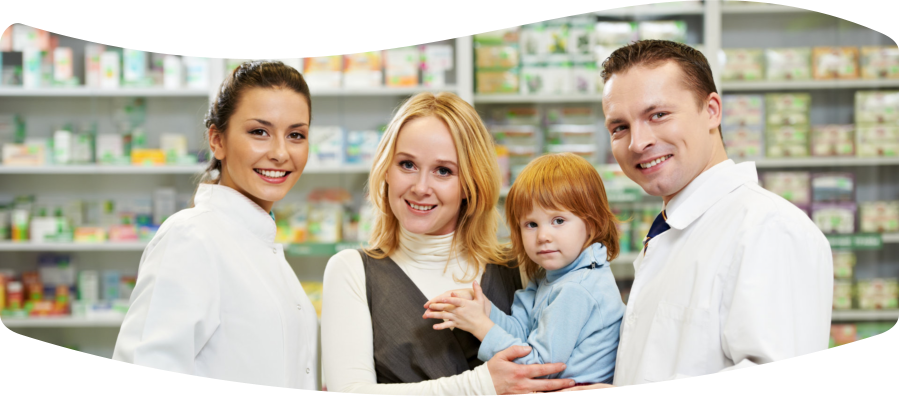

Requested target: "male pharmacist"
[{"left": 566, "top": 40, "right": 833, "bottom": 390}]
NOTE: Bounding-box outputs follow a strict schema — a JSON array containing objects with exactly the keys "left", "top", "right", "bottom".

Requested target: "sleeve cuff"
[
  {"left": 474, "top": 363, "right": 498, "bottom": 395},
  {"left": 478, "top": 325, "right": 513, "bottom": 362}
]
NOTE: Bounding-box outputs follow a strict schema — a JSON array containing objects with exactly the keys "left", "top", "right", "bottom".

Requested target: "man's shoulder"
[{"left": 717, "top": 182, "right": 819, "bottom": 233}]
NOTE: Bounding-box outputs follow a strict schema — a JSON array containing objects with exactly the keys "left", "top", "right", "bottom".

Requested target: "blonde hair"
[
  {"left": 365, "top": 92, "right": 508, "bottom": 282},
  {"left": 505, "top": 153, "right": 620, "bottom": 280}
]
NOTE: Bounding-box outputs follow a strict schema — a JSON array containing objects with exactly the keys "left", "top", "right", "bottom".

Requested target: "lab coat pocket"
[{"left": 641, "top": 301, "right": 712, "bottom": 383}]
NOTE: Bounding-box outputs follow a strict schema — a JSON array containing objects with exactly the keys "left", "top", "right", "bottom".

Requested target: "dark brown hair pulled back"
[{"left": 201, "top": 60, "right": 312, "bottom": 183}]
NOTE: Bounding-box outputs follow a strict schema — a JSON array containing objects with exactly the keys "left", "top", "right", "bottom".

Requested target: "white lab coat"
[
  {"left": 112, "top": 183, "right": 320, "bottom": 390},
  {"left": 614, "top": 160, "right": 833, "bottom": 385}
]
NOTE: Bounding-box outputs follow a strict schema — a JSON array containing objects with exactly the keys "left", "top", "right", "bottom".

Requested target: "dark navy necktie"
[{"left": 643, "top": 210, "right": 670, "bottom": 255}]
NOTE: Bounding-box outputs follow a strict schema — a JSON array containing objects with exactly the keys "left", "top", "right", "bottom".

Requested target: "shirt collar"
[
  {"left": 545, "top": 242, "right": 608, "bottom": 283},
  {"left": 664, "top": 159, "right": 758, "bottom": 230},
  {"left": 193, "top": 183, "right": 277, "bottom": 243}
]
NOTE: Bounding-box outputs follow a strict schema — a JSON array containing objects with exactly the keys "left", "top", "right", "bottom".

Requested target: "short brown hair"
[
  {"left": 601, "top": 40, "right": 721, "bottom": 137},
  {"left": 505, "top": 153, "right": 619, "bottom": 280}
]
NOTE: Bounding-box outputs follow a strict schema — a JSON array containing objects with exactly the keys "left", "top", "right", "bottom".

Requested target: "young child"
[{"left": 423, "top": 152, "right": 625, "bottom": 385}]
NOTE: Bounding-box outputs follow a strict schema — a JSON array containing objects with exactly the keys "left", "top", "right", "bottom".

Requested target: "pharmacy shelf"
[
  {"left": 0, "top": 164, "right": 372, "bottom": 175},
  {"left": 883, "top": 233, "right": 899, "bottom": 244},
  {"left": 0, "top": 241, "right": 148, "bottom": 252},
  {"left": 720, "top": 3, "right": 811, "bottom": 14},
  {"left": 0, "top": 87, "right": 209, "bottom": 97},
  {"left": 746, "top": 157, "right": 899, "bottom": 168},
  {"left": 473, "top": 94, "right": 603, "bottom": 104},
  {"left": 595, "top": 2, "right": 705, "bottom": 17},
  {"left": 831, "top": 310, "right": 899, "bottom": 322},
  {"left": 721, "top": 79, "right": 899, "bottom": 91},
  {"left": 1, "top": 316, "right": 124, "bottom": 328},
  {"left": 311, "top": 85, "right": 459, "bottom": 97}
]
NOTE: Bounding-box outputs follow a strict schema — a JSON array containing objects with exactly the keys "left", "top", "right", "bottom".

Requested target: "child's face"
[{"left": 519, "top": 205, "right": 589, "bottom": 272}]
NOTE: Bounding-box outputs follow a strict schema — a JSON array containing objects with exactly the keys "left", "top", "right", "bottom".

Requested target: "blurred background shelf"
[
  {"left": 831, "top": 310, "right": 899, "bottom": 322},
  {"left": 474, "top": 94, "right": 603, "bottom": 104},
  {"left": 0, "top": 242, "right": 148, "bottom": 251},
  {"left": 721, "top": 79, "right": 899, "bottom": 91},
  {"left": 0, "top": 164, "right": 371, "bottom": 175},
  {"left": 748, "top": 157, "right": 899, "bottom": 168},
  {"left": 0, "top": 87, "right": 209, "bottom": 97},
  {"left": 1, "top": 316, "right": 124, "bottom": 328},
  {"left": 311, "top": 85, "right": 459, "bottom": 96}
]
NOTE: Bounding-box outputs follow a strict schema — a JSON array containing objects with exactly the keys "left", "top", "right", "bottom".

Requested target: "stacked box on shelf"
[
  {"left": 519, "top": 16, "right": 598, "bottom": 95},
  {"left": 722, "top": 95, "right": 765, "bottom": 159},
  {"left": 544, "top": 106, "right": 599, "bottom": 164},
  {"left": 765, "top": 93, "right": 811, "bottom": 157},
  {"left": 474, "top": 28, "right": 520, "bottom": 94},
  {"left": 343, "top": 52, "right": 383, "bottom": 88},
  {"left": 765, "top": 48, "right": 812, "bottom": 81},
  {"left": 811, "top": 172, "right": 856, "bottom": 234},
  {"left": 303, "top": 56, "right": 341, "bottom": 89},
  {"left": 490, "top": 107, "right": 540, "bottom": 185},
  {"left": 856, "top": 279, "right": 899, "bottom": 310},
  {"left": 385, "top": 47, "right": 420, "bottom": 87},
  {"left": 855, "top": 91, "right": 899, "bottom": 157},
  {"left": 761, "top": 171, "right": 811, "bottom": 214},
  {"left": 832, "top": 250, "right": 855, "bottom": 311},
  {"left": 860, "top": 46, "right": 899, "bottom": 80},
  {"left": 812, "top": 47, "right": 859, "bottom": 80},
  {"left": 859, "top": 201, "right": 899, "bottom": 233},
  {"left": 722, "top": 49, "right": 764, "bottom": 82},
  {"left": 811, "top": 124, "right": 855, "bottom": 157}
]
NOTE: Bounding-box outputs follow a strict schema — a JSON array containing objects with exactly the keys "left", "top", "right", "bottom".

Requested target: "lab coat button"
[
  {"left": 297, "top": 304, "right": 302, "bottom": 310},
  {"left": 272, "top": 247, "right": 277, "bottom": 254},
  {"left": 306, "top": 368, "right": 310, "bottom": 374}
]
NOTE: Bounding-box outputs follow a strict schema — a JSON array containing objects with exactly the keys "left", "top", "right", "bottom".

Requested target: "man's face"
[{"left": 602, "top": 61, "right": 723, "bottom": 203}]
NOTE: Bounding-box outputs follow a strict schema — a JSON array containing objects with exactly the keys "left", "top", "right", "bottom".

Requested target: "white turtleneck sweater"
[{"left": 321, "top": 227, "right": 497, "bottom": 394}]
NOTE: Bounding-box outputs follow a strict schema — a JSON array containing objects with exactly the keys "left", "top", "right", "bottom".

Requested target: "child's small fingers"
[
  {"left": 443, "top": 297, "right": 470, "bottom": 307},
  {"left": 433, "top": 321, "right": 455, "bottom": 330},
  {"left": 429, "top": 303, "right": 455, "bottom": 312},
  {"left": 424, "top": 311, "right": 453, "bottom": 321}
]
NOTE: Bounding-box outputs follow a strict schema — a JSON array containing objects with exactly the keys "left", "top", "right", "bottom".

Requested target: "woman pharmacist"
[
  {"left": 112, "top": 61, "right": 319, "bottom": 390},
  {"left": 322, "top": 92, "right": 575, "bottom": 394}
]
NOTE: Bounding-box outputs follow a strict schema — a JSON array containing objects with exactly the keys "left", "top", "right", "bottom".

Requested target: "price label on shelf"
[{"left": 826, "top": 233, "right": 883, "bottom": 250}]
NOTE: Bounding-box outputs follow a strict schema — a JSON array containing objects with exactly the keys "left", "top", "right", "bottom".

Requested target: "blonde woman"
[{"left": 322, "top": 92, "right": 575, "bottom": 394}]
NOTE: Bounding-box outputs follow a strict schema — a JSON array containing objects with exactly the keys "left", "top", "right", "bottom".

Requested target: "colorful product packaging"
[
  {"left": 722, "top": 49, "right": 765, "bottom": 81},
  {"left": 832, "top": 250, "right": 856, "bottom": 279},
  {"left": 476, "top": 69, "right": 520, "bottom": 94},
  {"left": 811, "top": 125, "right": 855, "bottom": 156},
  {"left": 637, "top": 20, "right": 686, "bottom": 42},
  {"left": 183, "top": 57, "right": 209, "bottom": 89},
  {"left": 856, "top": 278, "right": 899, "bottom": 310},
  {"left": 860, "top": 46, "right": 899, "bottom": 79},
  {"left": 859, "top": 201, "right": 899, "bottom": 233},
  {"left": 762, "top": 172, "right": 811, "bottom": 205},
  {"left": 765, "top": 48, "right": 812, "bottom": 81},
  {"left": 812, "top": 46, "right": 859, "bottom": 80},
  {"left": 831, "top": 324, "right": 856, "bottom": 346},
  {"left": 811, "top": 172, "right": 855, "bottom": 202},
  {"left": 476, "top": 45, "right": 520, "bottom": 69},
  {"left": 856, "top": 125, "right": 899, "bottom": 157},
  {"left": 343, "top": 52, "right": 383, "bottom": 88},
  {"left": 303, "top": 56, "right": 342, "bottom": 89},
  {"left": 854, "top": 91, "right": 899, "bottom": 125},
  {"left": 833, "top": 280, "right": 854, "bottom": 310},
  {"left": 812, "top": 202, "right": 857, "bottom": 234},
  {"left": 421, "top": 44, "right": 454, "bottom": 88},
  {"left": 52, "top": 47, "right": 74, "bottom": 84},
  {"left": 723, "top": 95, "right": 765, "bottom": 127},
  {"left": 84, "top": 44, "right": 105, "bottom": 88},
  {"left": 765, "top": 125, "right": 810, "bottom": 157},
  {"left": 122, "top": 49, "right": 147, "bottom": 86},
  {"left": 723, "top": 128, "right": 764, "bottom": 159},
  {"left": 99, "top": 51, "right": 121, "bottom": 89},
  {"left": 385, "top": 47, "right": 419, "bottom": 87},
  {"left": 163, "top": 55, "right": 182, "bottom": 89},
  {"left": 345, "top": 130, "right": 381, "bottom": 166},
  {"left": 307, "top": 126, "right": 344, "bottom": 168}
]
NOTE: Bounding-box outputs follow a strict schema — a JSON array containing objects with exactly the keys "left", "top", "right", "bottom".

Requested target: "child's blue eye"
[
  {"left": 523, "top": 222, "right": 537, "bottom": 229},
  {"left": 553, "top": 218, "right": 565, "bottom": 225}
]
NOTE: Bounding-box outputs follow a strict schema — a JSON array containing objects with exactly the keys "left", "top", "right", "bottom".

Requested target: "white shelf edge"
[
  {"left": 311, "top": 85, "right": 459, "bottom": 97},
  {"left": 721, "top": 79, "right": 899, "bottom": 91},
  {"left": 0, "top": 242, "right": 149, "bottom": 252},
  {"left": 595, "top": 3, "right": 705, "bottom": 17},
  {"left": 883, "top": 233, "right": 899, "bottom": 244},
  {"left": 1, "top": 316, "right": 125, "bottom": 328},
  {"left": 744, "top": 157, "right": 899, "bottom": 168},
  {"left": 473, "top": 94, "right": 603, "bottom": 104},
  {"left": 0, "top": 164, "right": 372, "bottom": 175},
  {"left": 831, "top": 310, "right": 899, "bottom": 322},
  {"left": 720, "top": 3, "right": 814, "bottom": 14},
  {"left": 0, "top": 87, "right": 210, "bottom": 97}
]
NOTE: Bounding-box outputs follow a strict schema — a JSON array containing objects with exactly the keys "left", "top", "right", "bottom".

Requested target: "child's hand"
[
  {"left": 422, "top": 281, "right": 495, "bottom": 341},
  {"left": 423, "top": 288, "right": 474, "bottom": 312}
]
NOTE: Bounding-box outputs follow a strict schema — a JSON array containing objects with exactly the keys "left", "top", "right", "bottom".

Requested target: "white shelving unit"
[
  {"left": 474, "top": 94, "right": 603, "bottom": 104},
  {"left": 749, "top": 157, "right": 899, "bottom": 168},
  {"left": 595, "top": 2, "right": 705, "bottom": 17},
  {"left": 311, "top": 86, "right": 460, "bottom": 97},
  {"left": 721, "top": 79, "right": 899, "bottom": 91},
  {"left": 0, "top": 164, "right": 371, "bottom": 175},
  {"left": 0, "top": 241, "right": 148, "bottom": 252},
  {"left": 1, "top": 316, "right": 125, "bottom": 328},
  {"left": 0, "top": 87, "right": 210, "bottom": 97},
  {"left": 831, "top": 310, "right": 899, "bottom": 322}
]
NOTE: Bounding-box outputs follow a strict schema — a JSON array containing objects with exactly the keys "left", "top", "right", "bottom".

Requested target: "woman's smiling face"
[
  {"left": 210, "top": 86, "right": 310, "bottom": 212},
  {"left": 385, "top": 116, "right": 464, "bottom": 236}
]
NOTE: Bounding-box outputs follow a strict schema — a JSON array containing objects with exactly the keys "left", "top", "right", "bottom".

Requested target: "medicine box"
[
  {"left": 811, "top": 202, "right": 857, "bottom": 234},
  {"left": 762, "top": 171, "right": 811, "bottom": 205},
  {"left": 811, "top": 172, "right": 855, "bottom": 202}
]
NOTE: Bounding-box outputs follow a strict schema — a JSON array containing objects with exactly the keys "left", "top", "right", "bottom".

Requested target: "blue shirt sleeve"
[
  {"left": 487, "top": 279, "right": 538, "bottom": 342},
  {"left": 478, "top": 283, "right": 597, "bottom": 367}
]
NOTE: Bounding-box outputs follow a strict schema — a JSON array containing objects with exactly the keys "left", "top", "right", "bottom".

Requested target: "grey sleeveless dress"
[{"left": 359, "top": 249, "right": 522, "bottom": 384}]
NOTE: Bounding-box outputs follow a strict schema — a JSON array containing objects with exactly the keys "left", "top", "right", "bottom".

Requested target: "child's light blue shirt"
[{"left": 479, "top": 242, "right": 625, "bottom": 384}]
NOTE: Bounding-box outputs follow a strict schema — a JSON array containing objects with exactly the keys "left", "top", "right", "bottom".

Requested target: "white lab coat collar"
[
  {"left": 193, "top": 183, "right": 277, "bottom": 243},
  {"left": 664, "top": 159, "right": 758, "bottom": 230}
]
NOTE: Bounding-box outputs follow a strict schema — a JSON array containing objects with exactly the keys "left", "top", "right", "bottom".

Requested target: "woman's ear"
[{"left": 209, "top": 127, "right": 226, "bottom": 161}]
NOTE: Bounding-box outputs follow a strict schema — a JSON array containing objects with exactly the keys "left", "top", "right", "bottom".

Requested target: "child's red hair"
[{"left": 505, "top": 153, "right": 620, "bottom": 279}]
